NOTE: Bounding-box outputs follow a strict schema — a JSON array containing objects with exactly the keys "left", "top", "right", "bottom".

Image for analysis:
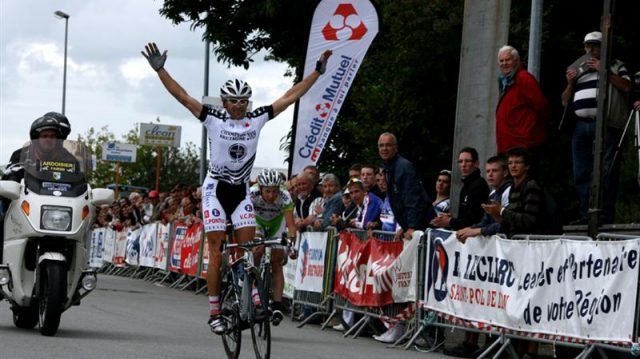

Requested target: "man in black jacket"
[
  {"left": 378, "top": 132, "right": 434, "bottom": 241},
  {"left": 431, "top": 147, "right": 489, "bottom": 230}
]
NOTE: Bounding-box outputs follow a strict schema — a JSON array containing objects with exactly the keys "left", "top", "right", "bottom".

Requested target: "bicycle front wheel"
[
  {"left": 221, "top": 271, "right": 242, "bottom": 359},
  {"left": 250, "top": 316, "right": 271, "bottom": 359}
]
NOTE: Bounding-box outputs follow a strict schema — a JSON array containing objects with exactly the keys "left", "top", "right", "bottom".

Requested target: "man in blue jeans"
[{"left": 561, "top": 31, "right": 632, "bottom": 224}]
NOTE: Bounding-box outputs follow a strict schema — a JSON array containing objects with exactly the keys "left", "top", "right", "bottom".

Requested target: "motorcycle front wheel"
[{"left": 38, "top": 261, "right": 67, "bottom": 336}]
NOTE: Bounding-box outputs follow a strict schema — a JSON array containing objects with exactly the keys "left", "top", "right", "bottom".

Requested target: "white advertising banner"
[
  {"left": 139, "top": 123, "right": 182, "bottom": 147},
  {"left": 389, "top": 231, "right": 420, "bottom": 303},
  {"left": 89, "top": 228, "right": 105, "bottom": 268},
  {"left": 103, "top": 228, "right": 116, "bottom": 263},
  {"left": 138, "top": 223, "right": 157, "bottom": 268},
  {"left": 155, "top": 222, "right": 171, "bottom": 270},
  {"left": 283, "top": 255, "right": 298, "bottom": 299},
  {"left": 424, "top": 229, "right": 640, "bottom": 342},
  {"left": 101, "top": 142, "right": 137, "bottom": 163},
  {"left": 294, "top": 231, "right": 328, "bottom": 293},
  {"left": 124, "top": 228, "right": 141, "bottom": 266},
  {"left": 292, "top": 0, "right": 378, "bottom": 175}
]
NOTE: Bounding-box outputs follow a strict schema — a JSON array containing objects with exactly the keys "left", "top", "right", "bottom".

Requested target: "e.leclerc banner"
[
  {"left": 292, "top": 0, "right": 378, "bottom": 175},
  {"left": 424, "top": 230, "right": 640, "bottom": 343}
]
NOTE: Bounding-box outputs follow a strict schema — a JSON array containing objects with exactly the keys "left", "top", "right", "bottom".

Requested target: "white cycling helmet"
[
  {"left": 220, "top": 79, "right": 252, "bottom": 99},
  {"left": 257, "top": 168, "right": 283, "bottom": 187}
]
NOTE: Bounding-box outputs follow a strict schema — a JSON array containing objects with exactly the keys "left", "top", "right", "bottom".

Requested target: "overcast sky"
[{"left": 0, "top": 0, "right": 294, "bottom": 171}]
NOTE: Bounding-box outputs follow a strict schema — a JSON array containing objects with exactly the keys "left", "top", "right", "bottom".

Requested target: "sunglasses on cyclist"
[{"left": 226, "top": 98, "right": 249, "bottom": 105}]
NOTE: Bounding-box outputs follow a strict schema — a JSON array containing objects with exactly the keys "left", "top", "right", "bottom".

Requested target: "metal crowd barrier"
[
  {"left": 413, "top": 230, "right": 640, "bottom": 358},
  {"left": 325, "top": 228, "right": 418, "bottom": 340},
  {"left": 94, "top": 220, "right": 206, "bottom": 292},
  {"left": 90, "top": 223, "right": 640, "bottom": 358},
  {"left": 292, "top": 227, "right": 338, "bottom": 328}
]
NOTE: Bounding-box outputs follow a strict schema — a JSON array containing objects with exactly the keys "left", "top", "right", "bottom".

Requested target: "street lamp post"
[{"left": 54, "top": 10, "right": 69, "bottom": 115}]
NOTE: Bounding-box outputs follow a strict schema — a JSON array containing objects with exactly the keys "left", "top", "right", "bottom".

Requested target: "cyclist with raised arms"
[
  {"left": 250, "top": 168, "right": 298, "bottom": 326},
  {"left": 142, "top": 42, "right": 332, "bottom": 334}
]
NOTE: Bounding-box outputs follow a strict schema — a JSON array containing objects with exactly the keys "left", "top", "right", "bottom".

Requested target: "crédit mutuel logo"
[{"left": 322, "top": 3, "right": 368, "bottom": 41}]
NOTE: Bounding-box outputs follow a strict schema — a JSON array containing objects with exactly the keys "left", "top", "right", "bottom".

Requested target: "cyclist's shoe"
[
  {"left": 271, "top": 309, "right": 284, "bottom": 326},
  {"left": 208, "top": 315, "right": 227, "bottom": 335}
]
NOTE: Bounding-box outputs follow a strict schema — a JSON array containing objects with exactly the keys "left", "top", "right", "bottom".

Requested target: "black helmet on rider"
[
  {"left": 44, "top": 112, "right": 71, "bottom": 139},
  {"left": 257, "top": 168, "right": 283, "bottom": 187},
  {"left": 30, "top": 115, "right": 64, "bottom": 140},
  {"left": 220, "top": 79, "right": 252, "bottom": 99}
]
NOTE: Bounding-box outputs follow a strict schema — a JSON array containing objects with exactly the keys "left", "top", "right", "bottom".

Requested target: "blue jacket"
[{"left": 384, "top": 154, "right": 433, "bottom": 231}]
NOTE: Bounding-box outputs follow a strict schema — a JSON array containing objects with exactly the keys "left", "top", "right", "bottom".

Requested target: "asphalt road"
[{"left": 0, "top": 274, "right": 448, "bottom": 359}]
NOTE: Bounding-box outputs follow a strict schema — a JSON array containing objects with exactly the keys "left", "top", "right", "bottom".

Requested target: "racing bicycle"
[{"left": 218, "top": 234, "right": 289, "bottom": 359}]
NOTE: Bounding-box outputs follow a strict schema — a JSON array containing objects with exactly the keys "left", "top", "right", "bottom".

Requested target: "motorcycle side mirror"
[
  {"left": 91, "top": 188, "right": 114, "bottom": 206},
  {"left": 0, "top": 180, "right": 21, "bottom": 201}
]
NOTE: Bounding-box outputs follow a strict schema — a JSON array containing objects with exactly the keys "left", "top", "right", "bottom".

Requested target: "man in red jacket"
[{"left": 495, "top": 45, "right": 549, "bottom": 155}]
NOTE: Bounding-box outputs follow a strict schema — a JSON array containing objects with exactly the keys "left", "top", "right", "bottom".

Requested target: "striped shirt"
[{"left": 573, "top": 61, "right": 630, "bottom": 119}]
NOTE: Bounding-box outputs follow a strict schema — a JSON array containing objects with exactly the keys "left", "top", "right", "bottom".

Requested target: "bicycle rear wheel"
[{"left": 221, "top": 271, "right": 241, "bottom": 359}]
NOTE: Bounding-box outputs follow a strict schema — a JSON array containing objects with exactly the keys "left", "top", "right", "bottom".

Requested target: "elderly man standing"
[
  {"left": 496, "top": 45, "right": 549, "bottom": 155},
  {"left": 561, "top": 31, "right": 632, "bottom": 224},
  {"left": 378, "top": 132, "right": 433, "bottom": 241}
]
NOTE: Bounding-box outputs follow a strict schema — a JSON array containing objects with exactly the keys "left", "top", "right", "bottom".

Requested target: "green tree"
[{"left": 158, "top": 0, "right": 640, "bottom": 223}]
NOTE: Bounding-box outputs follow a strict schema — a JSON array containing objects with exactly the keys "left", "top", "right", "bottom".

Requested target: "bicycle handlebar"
[{"left": 225, "top": 236, "right": 289, "bottom": 250}]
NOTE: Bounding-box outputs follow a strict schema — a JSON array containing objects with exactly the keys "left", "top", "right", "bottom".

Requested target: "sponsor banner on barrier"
[
  {"left": 125, "top": 228, "right": 141, "bottom": 266},
  {"left": 424, "top": 230, "right": 640, "bottom": 342},
  {"left": 103, "top": 228, "right": 116, "bottom": 264},
  {"left": 294, "top": 232, "right": 328, "bottom": 293},
  {"left": 180, "top": 223, "right": 203, "bottom": 276},
  {"left": 169, "top": 222, "right": 188, "bottom": 273},
  {"left": 155, "top": 223, "right": 171, "bottom": 270},
  {"left": 390, "top": 232, "right": 419, "bottom": 303},
  {"left": 283, "top": 254, "right": 297, "bottom": 299},
  {"left": 89, "top": 228, "right": 105, "bottom": 268},
  {"left": 139, "top": 223, "right": 157, "bottom": 268},
  {"left": 334, "top": 232, "right": 404, "bottom": 306},
  {"left": 200, "top": 239, "right": 210, "bottom": 279},
  {"left": 113, "top": 230, "right": 128, "bottom": 267}
]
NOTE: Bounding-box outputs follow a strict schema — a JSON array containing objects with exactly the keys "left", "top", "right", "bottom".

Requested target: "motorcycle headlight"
[{"left": 41, "top": 205, "right": 72, "bottom": 231}]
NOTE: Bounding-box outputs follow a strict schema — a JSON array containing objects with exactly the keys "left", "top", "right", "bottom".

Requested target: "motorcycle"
[{"left": 0, "top": 139, "right": 113, "bottom": 336}]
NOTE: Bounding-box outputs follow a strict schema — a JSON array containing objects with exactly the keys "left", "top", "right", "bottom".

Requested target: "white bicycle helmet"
[
  {"left": 220, "top": 79, "right": 252, "bottom": 99},
  {"left": 257, "top": 168, "right": 283, "bottom": 187}
]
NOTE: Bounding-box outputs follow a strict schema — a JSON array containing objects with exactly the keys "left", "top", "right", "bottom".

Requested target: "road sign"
[{"left": 102, "top": 142, "right": 137, "bottom": 163}]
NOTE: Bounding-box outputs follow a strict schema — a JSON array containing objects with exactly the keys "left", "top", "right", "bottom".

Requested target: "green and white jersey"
[{"left": 249, "top": 186, "right": 294, "bottom": 239}]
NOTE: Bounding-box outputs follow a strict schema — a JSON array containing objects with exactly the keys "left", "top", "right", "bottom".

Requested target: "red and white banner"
[
  {"left": 139, "top": 223, "right": 157, "bottom": 268},
  {"left": 155, "top": 222, "right": 171, "bottom": 270},
  {"left": 180, "top": 222, "right": 203, "bottom": 276},
  {"left": 291, "top": 0, "right": 379, "bottom": 175},
  {"left": 294, "top": 231, "right": 328, "bottom": 293},
  {"left": 334, "top": 232, "right": 422, "bottom": 306},
  {"left": 424, "top": 229, "right": 640, "bottom": 343}
]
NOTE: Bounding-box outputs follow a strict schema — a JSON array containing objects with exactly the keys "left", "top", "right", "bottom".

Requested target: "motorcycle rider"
[{"left": 1, "top": 114, "right": 71, "bottom": 265}]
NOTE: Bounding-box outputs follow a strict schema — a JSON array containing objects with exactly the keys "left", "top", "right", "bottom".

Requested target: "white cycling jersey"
[
  {"left": 249, "top": 186, "right": 294, "bottom": 240},
  {"left": 199, "top": 105, "right": 274, "bottom": 185}
]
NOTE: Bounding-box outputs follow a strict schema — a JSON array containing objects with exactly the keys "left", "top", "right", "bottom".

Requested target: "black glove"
[
  {"left": 315, "top": 50, "right": 332, "bottom": 74},
  {"left": 142, "top": 42, "right": 167, "bottom": 71}
]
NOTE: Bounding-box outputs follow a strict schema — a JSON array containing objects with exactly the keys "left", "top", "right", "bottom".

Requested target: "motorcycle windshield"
[{"left": 19, "top": 139, "right": 91, "bottom": 197}]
